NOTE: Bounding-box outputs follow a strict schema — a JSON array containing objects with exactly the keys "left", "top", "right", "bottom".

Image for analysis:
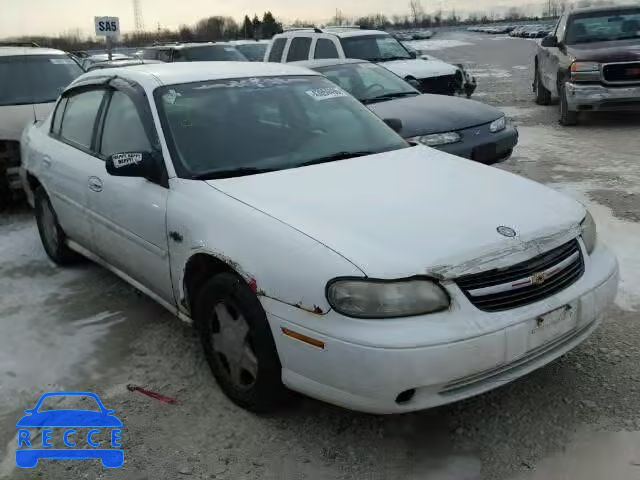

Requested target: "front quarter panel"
[{"left": 167, "top": 178, "right": 365, "bottom": 316}]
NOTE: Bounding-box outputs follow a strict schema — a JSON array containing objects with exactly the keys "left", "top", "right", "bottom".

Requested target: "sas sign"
[{"left": 95, "top": 16, "right": 120, "bottom": 37}]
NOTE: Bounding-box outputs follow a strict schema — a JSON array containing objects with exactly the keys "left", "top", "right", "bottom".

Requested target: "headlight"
[
  {"left": 581, "top": 211, "right": 597, "bottom": 255},
  {"left": 570, "top": 62, "right": 601, "bottom": 82},
  {"left": 410, "top": 132, "right": 461, "bottom": 147},
  {"left": 489, "top": 116, "right": 506, "bottom": 133},
  {"left": 326, "top": 278, "right": 450, "bottom": 318}
]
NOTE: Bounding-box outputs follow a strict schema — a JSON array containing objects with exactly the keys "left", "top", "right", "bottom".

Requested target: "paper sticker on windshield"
[
  {"left": 305, "top": 87, "right": 348, "bottom": 101},
  {"left": 50, "top": 58, "right": 76, "bottom": 65},
  {"left": 163, "top": 89, "right": 180, "bottom": 104},
  {"left": 112, "top": 153, "right": 142, "bottom": 168},
  {"left": 224, "top": 48, "right": 235, "bottom": 52}
]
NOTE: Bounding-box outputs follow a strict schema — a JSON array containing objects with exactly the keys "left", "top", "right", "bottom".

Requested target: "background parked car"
[
  {"left": 80, "top": 53, "right": 133, "bottom": 70},
  {"left": 229, "top": 40, "right": 270, "bottom": 61},
  {"left": 0, "top": 45, "right": 83, "bottom": 206},
  {"left": 141, "top": 42, "right": 248, "bottom": 62},
  {"left": 265, "top": 27, "right": 466, "bottom": 95},
  {"left": 298, "top": 59, "right": 517, "bottom": 164}
]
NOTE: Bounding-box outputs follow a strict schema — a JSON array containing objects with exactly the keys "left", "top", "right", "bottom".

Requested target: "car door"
[
  {"left": 45, "top": 88, "right": 108, "bottom": 249},
  {"left": 89, "top": 87, "right": 174, "bottom": 305},
  {"left": 541, "top": 15, "right": 568, "bottom": 93}
]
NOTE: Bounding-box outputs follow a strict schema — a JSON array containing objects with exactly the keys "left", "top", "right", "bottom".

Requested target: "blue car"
[{"left": 16, "top": 391, "right": 123, "bottom": 468}]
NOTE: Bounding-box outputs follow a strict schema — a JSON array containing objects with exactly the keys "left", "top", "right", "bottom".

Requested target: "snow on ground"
[
  {"left": 405, "top": 39, "right": 474, "bottom": 51},
  {"left": 469, "top": 68, "right": 512, "bottom": 78}
]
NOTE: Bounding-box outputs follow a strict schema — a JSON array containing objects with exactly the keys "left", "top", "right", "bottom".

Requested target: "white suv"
[
  {"left": 0, "top": 45, "right": 82, "bottom": 205},
  {"left": 265, "top": 28, "right": 464, "bottom": 95}
]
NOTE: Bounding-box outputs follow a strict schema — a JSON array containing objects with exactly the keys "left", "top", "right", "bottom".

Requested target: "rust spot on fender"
[{"left": 293, "top": 302, "right": 325, "bottom": 315}]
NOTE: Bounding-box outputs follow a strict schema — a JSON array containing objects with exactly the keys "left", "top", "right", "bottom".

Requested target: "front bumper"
[
  {"left": 433, "top": 124, "right": 519, "bottom": 164},
  {"left": 565, "top": 82, "right": 640, "bottom": 112},
  {"left": 265, "top": 242, "right": 618, "bottom": 414}
]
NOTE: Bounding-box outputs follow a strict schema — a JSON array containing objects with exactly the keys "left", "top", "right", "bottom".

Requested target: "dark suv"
[
  {"left": 140, "top": 42, "right": 248, "bottom": 62},
  {"left": 534, "top": 5, "right": 640, "bottom": 125}
]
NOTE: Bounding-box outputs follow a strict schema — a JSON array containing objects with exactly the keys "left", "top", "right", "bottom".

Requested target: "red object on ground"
[{"left": 126, "top": 384, "right": 178, "bottom": 404}]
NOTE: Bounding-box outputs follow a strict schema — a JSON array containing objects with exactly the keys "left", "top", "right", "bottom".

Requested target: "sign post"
[{"left": 94, "top": 16, "right": 120, "bottom": 61}]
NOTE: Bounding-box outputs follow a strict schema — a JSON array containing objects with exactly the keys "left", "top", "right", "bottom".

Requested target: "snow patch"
[{"left": 405, "top": 39, "right": 474, "bottom": 51}]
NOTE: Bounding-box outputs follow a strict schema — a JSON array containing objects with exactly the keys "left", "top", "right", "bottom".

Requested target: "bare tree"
[{"left": 409, "top": 0, "right": 424, "bottom": 27}]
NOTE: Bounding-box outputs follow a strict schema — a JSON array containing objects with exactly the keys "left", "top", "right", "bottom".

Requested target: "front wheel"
[
  {"left": 34, "top": 187, "right": 81, "bottom": 265},
  {"left": 194, "top": 272, "right": 290, "bottom": 412},
  {"left": 559, "top": 83, "right": 578, "bottom": 126}
]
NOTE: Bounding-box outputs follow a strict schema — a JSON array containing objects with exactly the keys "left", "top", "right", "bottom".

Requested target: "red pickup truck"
[{"left": 533, "top": 5, "right": 640, "bottom": 125}]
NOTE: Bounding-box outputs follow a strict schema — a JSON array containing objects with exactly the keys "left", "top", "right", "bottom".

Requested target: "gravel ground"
[{"left": 1, "top": 31, "right": 639, "bottom": 480}]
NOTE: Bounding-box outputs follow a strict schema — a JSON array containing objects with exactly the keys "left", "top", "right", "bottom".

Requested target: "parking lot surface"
[{"left": 1, "top": 31, "right": 639, "bottom": 480}]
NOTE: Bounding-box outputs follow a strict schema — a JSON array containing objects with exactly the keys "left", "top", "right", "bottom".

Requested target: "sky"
[{"left": 1, "top": 0, "right": 545, "bottom": 38}]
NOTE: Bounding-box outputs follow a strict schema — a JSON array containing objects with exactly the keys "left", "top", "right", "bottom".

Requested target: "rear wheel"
[
  {"left": 534, "top": 66, "right": 551, "bottom": 105},
  {"left": 559, "top": 82, "right": 578, "bottom": 126},
  {"left": 34, "top": 187, "right": 81, "bottom": 265},
  {"left": 194, "top": 272, "right": 289, "bottom": 412}
]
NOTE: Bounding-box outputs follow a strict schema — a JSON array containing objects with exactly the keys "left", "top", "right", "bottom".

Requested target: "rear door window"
[
  {"left": 157, "top": 49, "right": 173, "bottom": 62},
  {"left": 59, "top": 90, "right": 105, "bottom": 150},
  {"left": 286, "top": 37, "right": 312, "bottom": 62},
  {"left": 314, "top": 39, "right": 339, "bottom": 59},
  {"left": 267, "top": 38, "right": 287, "bottom": 62},
  {"left": 0, "top": 55, "right": 83, "bottom": 106}
]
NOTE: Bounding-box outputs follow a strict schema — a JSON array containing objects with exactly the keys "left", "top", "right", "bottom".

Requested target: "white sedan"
[{"left": 21, "top": 63, "right": 619, "bottom": 414}]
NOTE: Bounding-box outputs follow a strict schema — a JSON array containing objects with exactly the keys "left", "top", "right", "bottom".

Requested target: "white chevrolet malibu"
[{"left": 21, "top": 63, "right": 618, "bottom": 414}]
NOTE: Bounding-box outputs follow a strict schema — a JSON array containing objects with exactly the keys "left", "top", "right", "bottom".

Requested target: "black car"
[
  {"left": 296, "top": 59, "right": 518, "bottom": 164},
  {"left": 140, "top": 42, "right": 248, "bottom": 62}
]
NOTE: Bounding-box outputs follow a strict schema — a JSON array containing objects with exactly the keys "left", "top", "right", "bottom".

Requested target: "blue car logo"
[{"left": 16, "top": 391, "right": 123, "bottom": 468}]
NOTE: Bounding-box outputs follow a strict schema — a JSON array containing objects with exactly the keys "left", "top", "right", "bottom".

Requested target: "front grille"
[
  {"left": 603, "top": 62, "right": 640, "bottom": 84},
  {"left": 419, "top": 74, "right": 457, "bottom": 94},
  {"left": 456, "top": 239, "right": 584, "bottom": 312}
]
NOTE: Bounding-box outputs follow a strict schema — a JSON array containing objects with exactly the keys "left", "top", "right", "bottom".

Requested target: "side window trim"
[
  {"left": 53, "top": 87, "right": 108, "bottom": 157},
  {"left": 50, "top": 97, "right": 68, "bottom": 136}
]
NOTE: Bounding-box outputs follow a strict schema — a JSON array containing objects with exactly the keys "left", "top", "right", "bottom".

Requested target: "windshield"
[
  {"left": 234, "top": 43, "right": 268, "bottom": 61},
  {"left": 0, "top": 55, "right": 83, "bottom": 106},
  {"left": 318, "top": 63, "right": 418, "bottom": 104},
  {"left": 566, "top": 9, "right": 640, "bottom": 44},
  {"left": 37, "top": 395, "right": 101, "bottom": 412},
  {"left": 184, "top": 45, "right": 248, "bottom": 61},
  {"left": 340, "top": 34, "right": 412, "bottom": 62},
  {"left": 155, "top": 75, "right": 408, "bottom": 179}
]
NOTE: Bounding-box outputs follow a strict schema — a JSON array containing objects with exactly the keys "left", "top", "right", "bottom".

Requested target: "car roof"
[
  {"left": 571, "top": 4, "right": 640, "bottom": 15},
  {"left": 145, "top": 42, "right": 237, "bottom": 50},
  {"left": 229, "top": 40, "right": 271, "bottom": 45},
  {"left": 293, "top": 58, "right": 368, "bottom": 69},
  {"left": 278, "top": 28, "right": 387, "bottom": 39},
  {"left": 75, "top": 61, "right": 319, "bottom": 89},
  {"left": 0, "top": 46, "right": 68, "bottom": 57}
]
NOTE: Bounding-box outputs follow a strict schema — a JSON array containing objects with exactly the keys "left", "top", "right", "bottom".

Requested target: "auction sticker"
[{"left": 305, "top": 87, "right": 348, "bottom": 101}]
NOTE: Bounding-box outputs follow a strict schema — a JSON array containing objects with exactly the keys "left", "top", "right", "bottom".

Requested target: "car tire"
[
  {"left": 534, "top": 67, "right": 551, "bottom": 105},
  {"left": 194, "top": 272, "right": 290, "bottom": 413},
  {"left": 559, "top": 82, "right": 578, "bottom": 126},
  {"left": 34, "top": 186, "right": 82, "bottom": 265}
]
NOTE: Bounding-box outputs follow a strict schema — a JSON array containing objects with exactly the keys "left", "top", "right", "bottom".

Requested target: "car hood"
[
  {"left": 0, "top": 103, "right": 54, "bottom": 140},
  {"left": 16, "top": 410, "right": 123, "bottom": 427},
  {"left": 367, "top": 94, "right": 503, "bottom": 137},
  {"left": 568, "top": 39, "right": 640, "bottom": 63},
  {"left": 379, "top": 58, "right": 458, "bottom": 79},
  {"left": 207, "top": 146, "right": 585, "bottom": 279}
]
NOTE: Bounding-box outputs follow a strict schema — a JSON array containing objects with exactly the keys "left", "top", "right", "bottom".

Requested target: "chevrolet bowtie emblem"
[{"left": 531, "top": 271, "right": 547, "bottom": 286}]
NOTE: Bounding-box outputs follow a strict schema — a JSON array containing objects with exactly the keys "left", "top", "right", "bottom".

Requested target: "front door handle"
[
  {"left": 88, "top": 176, "right": 103, "bottom": 192},
  {"left": 42, "top": 155, "right": 52, "bottom": 168}
]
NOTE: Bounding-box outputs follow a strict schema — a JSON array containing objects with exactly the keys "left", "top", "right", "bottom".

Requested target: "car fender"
[{"left": 166, "top": 178, "right": 364, "bottom": 318}]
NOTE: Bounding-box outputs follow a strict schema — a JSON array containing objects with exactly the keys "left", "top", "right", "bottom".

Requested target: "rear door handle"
[{"left": 88, "top": 176, "right": 103, "bottom": 192}]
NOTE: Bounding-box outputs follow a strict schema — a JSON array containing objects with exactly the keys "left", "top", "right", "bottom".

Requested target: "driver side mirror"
[
  {"left": 408, "top": 50, "right": 417, "bottom": 59},
  {"left": 383, "top": 118, "right": 403, "bottom": 133},
  {"left": 541, "top": 35, "right": 559, "bottom": 47},
  {"left": 106, "top": 152, "right": 156, "bottom": 178}
]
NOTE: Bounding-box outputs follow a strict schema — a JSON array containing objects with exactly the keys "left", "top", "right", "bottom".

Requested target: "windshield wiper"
[
  {"left": 361, "top": 91, "right": 420, "bottom": 104},
  {"left": 376, "top": 56, "right": 411, "bottom": 62},
  {"left": 193, "top": 167, "right": 275, "bottom": 180},
  {"left": 299, "top": 151, "right": 374, "bottom": 168}
]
